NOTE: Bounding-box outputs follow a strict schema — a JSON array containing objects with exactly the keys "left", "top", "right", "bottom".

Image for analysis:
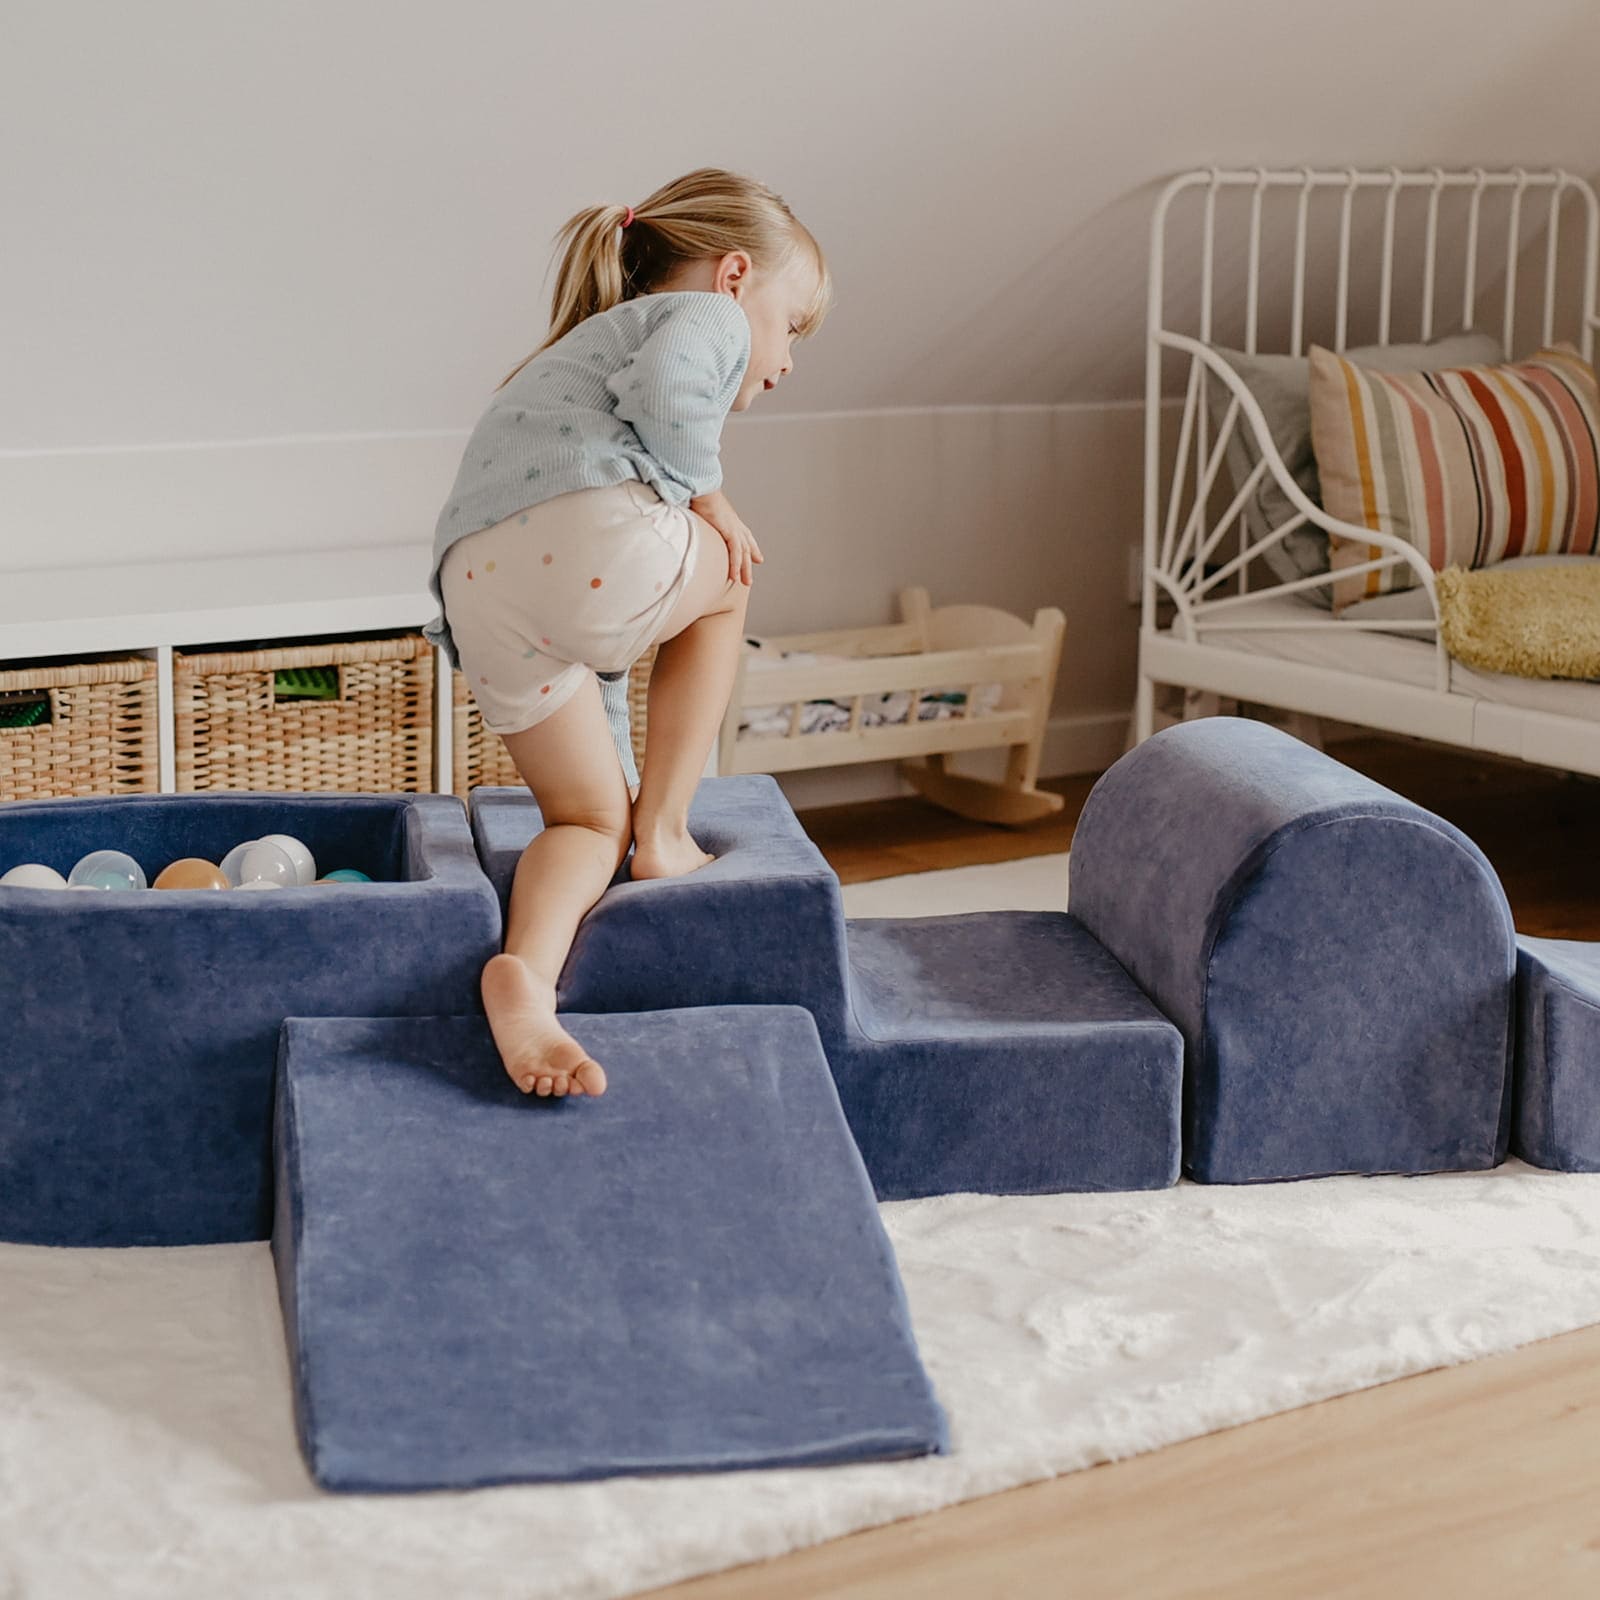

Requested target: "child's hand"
[{"left": 689, "top": 489, "right": 764, "bottom": 587}]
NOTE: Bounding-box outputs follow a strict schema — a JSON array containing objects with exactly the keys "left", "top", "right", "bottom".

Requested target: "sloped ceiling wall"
[{"left": 4, "top": 0, "right": 1596, "bottom": 455}]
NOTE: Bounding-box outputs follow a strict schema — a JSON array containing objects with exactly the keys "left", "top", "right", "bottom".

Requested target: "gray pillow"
[{"left": 1203, "top": 330, "right": 1505, "bottom": 605}]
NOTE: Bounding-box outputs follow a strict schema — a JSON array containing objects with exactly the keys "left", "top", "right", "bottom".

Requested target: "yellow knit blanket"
[{"left": 1434, "top": 562, "right": 1600, "bottom": 680}]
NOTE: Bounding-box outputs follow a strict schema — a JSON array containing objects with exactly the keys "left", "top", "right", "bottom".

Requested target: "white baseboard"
[{"left": 766, "top": 710, "right": 1129, "bottom": 812}]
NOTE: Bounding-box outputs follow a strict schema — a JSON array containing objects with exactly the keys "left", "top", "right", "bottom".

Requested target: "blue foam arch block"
[
  {"left": 470, "top": 777, "right": 1184, "bottom": 1199},
  {"left": 1068, "top": 718, "right": 1517, "bottom": 1183},
  {"left": 272, "top": 1006, "right": 949, "bottom": 1492}
]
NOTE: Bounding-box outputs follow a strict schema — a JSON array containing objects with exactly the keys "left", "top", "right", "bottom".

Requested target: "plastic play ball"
[
  {"left": 219, "top": 839, "right": 259, "bottom": 886},
  {"left": 220, "top": 838, "right": 298, "bottom": 889},
  {"left": 153, "top": 857, "right": 230, "bottom": 891},
  {"left": 0, "top": 863, "right": 68, "bottom": 889},
  {"left": 234, "top": 879, "right": 283, "bottom": 892},
  {"left": 219, "top": 840, "right": 254, "bottom": 886},
  {"left": 258, "top": 832, "right": 316, "bottom": 886},
  {"left": 67, "top": 850, "right": 148, "bottom": 892},
  {"left": 315, "top": 868, "right": 371, "bottom": 884},
  {"left": 237, "top": 839, "right": 298, "bottom": 888}
]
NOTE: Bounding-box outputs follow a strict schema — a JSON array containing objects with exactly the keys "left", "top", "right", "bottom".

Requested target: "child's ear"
[{"left": 717, "top": 249, "right": 754, "bottom": 297}]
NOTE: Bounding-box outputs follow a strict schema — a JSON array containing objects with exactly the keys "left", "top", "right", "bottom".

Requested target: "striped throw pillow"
[{"left": 1308, "top": 341, "right": 1600, "bottom": 613}]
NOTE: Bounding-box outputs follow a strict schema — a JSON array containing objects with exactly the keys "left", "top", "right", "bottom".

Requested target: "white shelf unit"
[{"left": 0, "top": 543, "right": 457, "bottom": 794}]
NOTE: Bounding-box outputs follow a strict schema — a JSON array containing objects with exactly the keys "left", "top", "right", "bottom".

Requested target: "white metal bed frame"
[{"left": 1137, "top": 165, "right": 1600, "bottom": 777}]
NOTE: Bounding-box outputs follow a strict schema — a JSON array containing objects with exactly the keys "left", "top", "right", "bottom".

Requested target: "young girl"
[{"left": 424, "top": 167, "right": 832, "bottom": 1100}]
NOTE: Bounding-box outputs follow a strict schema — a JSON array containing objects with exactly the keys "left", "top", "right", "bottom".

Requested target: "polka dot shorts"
[{"left": 439, "top": 479, "right": 699, "bottom": 736}]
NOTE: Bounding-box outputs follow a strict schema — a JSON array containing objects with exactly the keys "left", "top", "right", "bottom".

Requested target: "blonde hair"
[{"left": 495, "top": 166, "right": 833, "bottom": 390}]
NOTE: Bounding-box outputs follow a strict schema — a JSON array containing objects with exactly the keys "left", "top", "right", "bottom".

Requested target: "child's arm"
[
  {"left": 606, "top": 297, "right": 748, "bottom": 502},
  {"left": 689, "top": 488, "right": 763, "bottom": 587}
]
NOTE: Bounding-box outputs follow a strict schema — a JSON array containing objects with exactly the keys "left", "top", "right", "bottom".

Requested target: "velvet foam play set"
[{"left": 2, "top": 716, "right": 1596, "bottom": 1493}]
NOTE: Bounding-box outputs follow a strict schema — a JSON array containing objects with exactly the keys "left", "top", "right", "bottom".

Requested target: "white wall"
[
  {"left": 5, "top": 0, "right": 1596, "bottom": 444},
  {"left": 0, "top": 401, "right": 1152, "bottom": 804},
  {"left": 3, "top": 0, "right": 1597, "bottom": 798}
]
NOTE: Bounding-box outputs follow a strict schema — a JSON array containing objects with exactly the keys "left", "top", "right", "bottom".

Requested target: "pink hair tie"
[{"left": 620, "top": 205, "right": 634, "bottom": 229}]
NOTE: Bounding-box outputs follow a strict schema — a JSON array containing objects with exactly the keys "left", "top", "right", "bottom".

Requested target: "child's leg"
[
  {"left": 481, "top": 671, "right": 632, "bottom": 1098},
  {"left": 630, "top": 511, "right": 752, "bottom": 881}
]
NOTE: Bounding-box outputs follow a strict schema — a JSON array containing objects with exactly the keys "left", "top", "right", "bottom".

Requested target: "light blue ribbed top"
[{"left": 423, "top": 290, "right": 751, "bottom": 668}]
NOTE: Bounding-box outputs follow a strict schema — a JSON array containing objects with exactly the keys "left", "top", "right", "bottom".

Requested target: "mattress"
[{"left": 1189, "top": 595, "right": 1600, "bottom": 722}]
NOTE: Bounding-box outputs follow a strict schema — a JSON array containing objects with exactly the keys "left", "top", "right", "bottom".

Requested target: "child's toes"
[
  {"left": 574, "top": 1058, "right": 607, "bottom": 1097},
  {"left": 535, "top": 1075, "right": 554, "bottom": 1097}
]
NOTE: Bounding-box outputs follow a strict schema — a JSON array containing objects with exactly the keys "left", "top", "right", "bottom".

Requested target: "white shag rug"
[{"left": 5, "top": 852, "right": 1600, "bottom": 1600}]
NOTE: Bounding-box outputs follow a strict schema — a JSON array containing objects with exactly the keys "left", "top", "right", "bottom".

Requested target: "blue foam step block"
[
  {"left": 1514, "top": 936, "right": 1600, "bottom": 1171},
  {"left": 470, "top": 775, "right": 852, "bottom": 1038},
  {"left": 839, "top": 913, "right": 1183, "bottom": 1196},
  {"left": 469, "top": 777, "right": 1184, "bottom": 1199},
  {"left": 272, "top": 1005, "right": 948, "bottom": 1492}
]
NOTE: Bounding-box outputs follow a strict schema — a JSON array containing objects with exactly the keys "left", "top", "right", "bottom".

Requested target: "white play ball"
[
  {"left": 221, "top": 838, "right": 297, "bottom": 888},
  {"left": 236, "top": 838, "right": 297, "bottom": 887},
  {"left": 234, "top": 879, "right": 283, "bottom": 891},
  {"left": 257, "top": 832, "right": 316, "bottom": 886},
  {"left": 0, "top": 863, "right": 68, "bottom": 889},
  {"left": 219, "top": 839, "right": 257, "bottom": 887}
]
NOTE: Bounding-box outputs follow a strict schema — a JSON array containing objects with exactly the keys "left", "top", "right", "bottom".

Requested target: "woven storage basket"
[
  {"left": 451, "top": 670, "right": 523, "bottom": 798},
  {"left": 173, "top": 634, "right": 433, "bottom": 793},
  {"left": 0, "top": 655, "right": 159, "bottom": 801}
]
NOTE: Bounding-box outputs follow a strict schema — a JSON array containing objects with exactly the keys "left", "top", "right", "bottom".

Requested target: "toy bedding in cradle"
[
  {"left": 717, "top": 585, "right": 1067, "bottom": 826},
  {"left": 737, "top": 659, "right": 1004, "bottom": 740}
]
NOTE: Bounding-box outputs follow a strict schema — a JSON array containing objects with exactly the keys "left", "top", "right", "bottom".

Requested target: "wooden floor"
[
  {"left": 801, "top": 733, "right": 1600, "bottom": 939},
  {"left": 648, "top": 734, "right": 1600, "bottom": 1600}
]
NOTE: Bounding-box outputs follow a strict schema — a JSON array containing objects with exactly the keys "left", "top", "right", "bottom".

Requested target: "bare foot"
[
  {"left": 630, "top": 825, "right": 715, "bottom": 881},
  {"left": 480, "top": 952, "right": 608, "bottom": 1098}
]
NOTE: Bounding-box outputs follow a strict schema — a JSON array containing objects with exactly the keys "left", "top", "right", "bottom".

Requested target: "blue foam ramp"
[{"left": 272, "top": 1006, "right": 948, "bottom": 1492}]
